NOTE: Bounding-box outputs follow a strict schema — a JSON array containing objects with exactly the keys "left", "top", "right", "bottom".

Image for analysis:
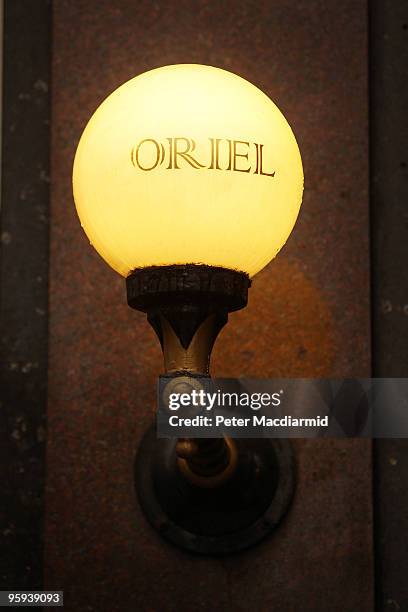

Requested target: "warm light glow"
[{"left": 73, "top": 64, "right": 303, "bottom": 278}]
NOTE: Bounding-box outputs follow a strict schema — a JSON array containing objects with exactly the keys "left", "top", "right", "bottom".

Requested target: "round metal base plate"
[{"left": 135, "top": 425, "right": 295, "bottom": 555}]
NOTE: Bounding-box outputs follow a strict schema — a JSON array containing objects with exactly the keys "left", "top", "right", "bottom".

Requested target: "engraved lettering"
[
  {"left": 131, "top": 137, "right": 276, "bottom": 178},
  {"left": 133, "top": 138, "right": 162, "bottom": 171},
  {"left": 233, "top": 140, "right": 251, "bottom": 173}
]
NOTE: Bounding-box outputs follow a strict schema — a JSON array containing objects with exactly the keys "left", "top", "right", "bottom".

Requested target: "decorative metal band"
[{"left": 126, "top": 264, "right": 250, "bottom": 313}]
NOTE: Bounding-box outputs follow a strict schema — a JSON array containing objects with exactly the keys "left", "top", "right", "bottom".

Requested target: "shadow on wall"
[{"left": 213, "top": 258, "right": 336, "bottom": 378}]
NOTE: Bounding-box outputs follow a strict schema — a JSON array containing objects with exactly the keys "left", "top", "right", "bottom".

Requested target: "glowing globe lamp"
[
  {"left": 73, "top": 64, "right": 303, "bottom": 555},
  {"left": 73, "top": 63, "right": 303, "bottom": 278}
]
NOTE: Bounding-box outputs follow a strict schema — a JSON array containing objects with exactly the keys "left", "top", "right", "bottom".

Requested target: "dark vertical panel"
[
  {"left": 0, "top": 0, "right": 51, "bottom": 590},
  {"left": 370, "top": 1, "right": 408, "bottom": 610}
]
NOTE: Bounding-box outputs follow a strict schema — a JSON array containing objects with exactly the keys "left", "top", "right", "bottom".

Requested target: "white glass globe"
[{"left": 73, "top": 64, "right": 303, "bottom": 278}]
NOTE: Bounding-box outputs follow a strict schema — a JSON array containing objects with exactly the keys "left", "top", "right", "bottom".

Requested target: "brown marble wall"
[{"left": 46, "top": 1, "right": 372, "bottom": 610}]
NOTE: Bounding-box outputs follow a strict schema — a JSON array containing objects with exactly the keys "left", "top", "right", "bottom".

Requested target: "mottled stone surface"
[{"left": 47, "top": 1, "right": 372, "bottom": 610}]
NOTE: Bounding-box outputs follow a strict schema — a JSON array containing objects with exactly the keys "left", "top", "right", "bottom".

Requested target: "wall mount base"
[{"left": 135, "top": 424, "right": 295, "bottom": 556}]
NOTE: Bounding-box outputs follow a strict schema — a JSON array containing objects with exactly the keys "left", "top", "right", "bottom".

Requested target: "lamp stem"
[
  {"left": 158, "top": 311, "right": 237, "bottom": 487},
  {"left": 126, "top": 265, "right": 251, "bottom": 487},
  {"left": 159, "top": 312, "right": 225, "bottom": 375}
]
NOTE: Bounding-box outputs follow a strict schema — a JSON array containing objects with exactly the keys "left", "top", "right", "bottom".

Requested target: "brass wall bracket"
[{"left": 128, "top": 264, "right": 295, "bottom": 555}]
